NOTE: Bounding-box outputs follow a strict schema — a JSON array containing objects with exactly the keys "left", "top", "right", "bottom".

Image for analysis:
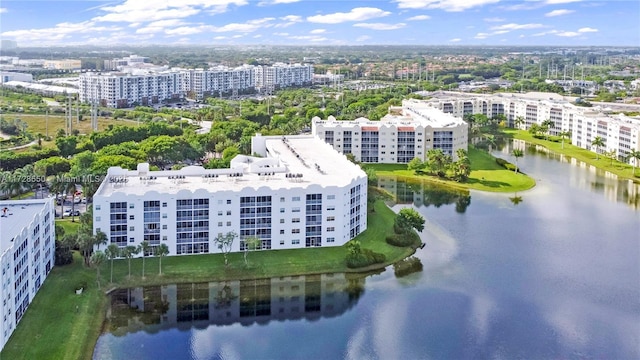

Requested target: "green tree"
[
  {"left": 90, "top": 250, "right": 107, "bottom": 289},
  {"left": 156, "top": 243, "right": 169, "bottom": 275},
  {"left": 407, "top": 157, "right": 425, "bottom": 173},
  {"left": 591, "top": 136, "right": 605, "bottom": 160},
  {"left": 123, "top": 245, "right": 139, "bottom": 278},
  {"left": 626, "top": 150, "right": 640, "bottom": 175},
  {"left": 105, "top": 244, "right": 120, "bottom": 283},
  {"left": 396, "top": 208, "right": 425, "bottom": 232},
  {"left": 242, "top": 236, "right": 261, "bottom": 266},
  {"left": 559, "top": 130, "right": 571, "bottom": 149},
  {"left": 214, "top": 231, "right": 236, "bottom": 267},
  {"left": 541, "top": 119, "right": 554, "bottom": 140},
  {"left": 512, "top": 148, "right": 524, "bottom": 173},
  {"left": 514, "top": 116, "right": 525, "bottom": 129},
  {"left": 139, "top": 240, "right": 150, "bottom": 278}
]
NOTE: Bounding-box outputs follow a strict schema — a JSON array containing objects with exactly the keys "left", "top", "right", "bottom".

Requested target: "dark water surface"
[{"left": 94, "top": 143, "right": 640, "bottom": 359}]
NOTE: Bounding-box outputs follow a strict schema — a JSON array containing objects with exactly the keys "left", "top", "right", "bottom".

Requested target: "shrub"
[
  {"left": 393, "top": 256, "right": 424, "bottom": 277},
  {"left": 386, "top": 231, "right": 421, "bottom": 248},
  {"left": 495, "top": 157, "right": 517, "bottom": 172},
  {"left": 346, "top": 249, "right": 386, "bottom": 268}
]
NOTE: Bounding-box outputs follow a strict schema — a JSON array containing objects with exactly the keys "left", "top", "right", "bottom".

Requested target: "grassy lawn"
[
  {"left": 56, "top": 218, "right": 81, "bottom": 234},
  {"left": 2, "top": 199, "right": 413, "bottom": 360},
  {"left": 503, "top": 129, "right": 640, "bottom": 183},
  {"left": 369, "top": 147, "right": 536, "bottom": 193},
  {"left": 1, "top": 113, "right": 140, "bottom": 136}
]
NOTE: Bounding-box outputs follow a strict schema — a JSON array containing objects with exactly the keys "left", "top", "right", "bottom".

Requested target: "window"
[
  {"left": 226, "top": 211, "right": 231, "bottom": 216},
  {"left": 129, "top": 237, "right": 135, "bottom": 242},
  {"left": 280, "top": 230, "right": 285, "bottom": 234},
  {"left": 95, "top": 228, "right": 101, "bottom": 233},
  {"left": 327, "top": 216, "right": 335, "bottom": 221},
  {"left": 162, "top": 224, "right": 167, "bottom": 230},
  {"left": 226, "top": 221, "right": 231, "bottom": 226},
  {"left": 96, "top": 216, "right": 101, "bottom": 222},
  {"left": 129, "top": 226, "right": 135, "bottom": 231},
  {"left": 327, "top": 237, "right": 335, "bottom": 243},
  {"left": 292, "top": 229, "right": 300, "bottom": 234},
  {"left": 292, "top": 218, "right": 300, "bottom": 223},
  {"left": 292, "top": 196, "right": 300, "bottom": 201},
  {"left": 95, "top": 205, "right": 101, "bottom": 210},
  {"left": 327, "top": 195, "right": 335, "bottom": 200},
  {"left": 292, "top": 239, "right": 300, "bottom": 245},
  {"left": 226, "top": 199, "right": 231, "bottom": 204},
  {"left": 129, "top": 203, "right": 134, "bottom": 209},
  {"left": 280, "top": 208, "right": 285, "bottom": 213},
  {"left": 129, "top": 215, "right": 135, "bottom": 220},
  {"left": 292, "top": 207, "right": 300, "bottom": 213},
  {"left": 162, "top": 213, "right": 167, "bottom": 218},
  {"left": 326, "top": 227, "right": 335, "bottom": 232},
  {"left": 218, "top": 222, "right": 223, "bottom": 226},
  {"left": 162, "top": 235, "right": 167, "bottom": 241},
  {"left": 218, "top": 211, "right": 223, "bottom": 216},
  {"left": 280, "top": 197, "right": 285, "bottom": 202},
  {"left": 280, "top": 240, "right": 285, "bottom": 245},
  {"left": 162, "top": 202, "right": 167, "bottom": 207},
  {"left": 280, "top": 219, "right": 285, "bottom": 224},
  {"left": 327, "top": 206, "right": 335, "bottom": 211}
]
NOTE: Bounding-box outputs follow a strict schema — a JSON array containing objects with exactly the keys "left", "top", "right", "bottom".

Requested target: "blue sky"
[{"left": 0, "top": 0, "right": 638, "bottom": 47}]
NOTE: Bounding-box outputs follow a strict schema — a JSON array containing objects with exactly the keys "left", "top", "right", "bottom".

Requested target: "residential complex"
[
  {"left": 43, "top": 59, "right": 81, "bottom": 71},
  {"left": 0, "top": 199, "right": 56, "bottom": 351},
  {"left": 92, "top": 134, "right": 367, "bottom": 256},
  {"left": 422, "top": 91, "right": 640, "bottom": 164},
  {"left": 79, "top": 63, "right": 313, "bottom": 107},
  {"left": 312, "top": 99, "right": 469, "bottom": 163}
]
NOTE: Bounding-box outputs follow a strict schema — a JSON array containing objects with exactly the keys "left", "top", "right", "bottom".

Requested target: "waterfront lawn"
[
  {"left": 2, "top": 200, "right": 412, "bottom": 360},
  {"left": 369, "top": 147, "right": 536, "bottom": 193},
  {"left": 503, "top": 129, "right": 640, "bottom": 182},
  {"left": 0, "top": 252, "right": 107, "bottom": 360}
]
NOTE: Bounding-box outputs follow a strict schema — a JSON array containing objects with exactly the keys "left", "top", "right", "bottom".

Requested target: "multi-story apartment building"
[
  {"left": 254, "top": 63, "right": 314, "bottom": 93},
  {"left": 422, "top": 91, "right": 640, "bottom": 164},
  {"left": 79, "top": 71, "right": 184, "bottom": 108},
  {"left": 182, "top": 65, "right": 256, "bottom": 99},
  {"left": 0, "top": 199, "right": 55, "bottom": 351},
  {"left": 93, "top": 134, "right": 367, "bottom": 257},
  {"left": 312, "top": 99, "right": 468, "bottom": 163},
  {"left": 43, "top": 59, "right": 81, "bottom": 71}
]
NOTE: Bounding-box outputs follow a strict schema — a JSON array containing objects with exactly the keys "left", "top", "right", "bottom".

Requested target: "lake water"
[{"left": 93, "top": 141, "right": 640, "bottom": 359}]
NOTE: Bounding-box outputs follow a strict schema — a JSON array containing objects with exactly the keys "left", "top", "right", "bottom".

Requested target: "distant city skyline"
[{"left": 0, "top": 0, "right": 638, "bottom": 47}]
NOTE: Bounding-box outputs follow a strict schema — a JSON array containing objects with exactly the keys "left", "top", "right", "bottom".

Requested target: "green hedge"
[
  {"left": 346, "top": 249, "right": 386, "bottom": 268},
  {"left": 393, "top": 256, "right": 424, "bottom": 277},
  {"left": 495, "top": 157, "right": 517, "bottom": 172},
  {"left": 386, "top": 231, "right": 421, "bottom": 248}
]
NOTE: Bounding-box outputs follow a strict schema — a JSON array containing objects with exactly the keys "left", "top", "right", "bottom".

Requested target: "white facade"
[
  {"left": 254, "top": 63, "right": 314, "bottom": 93},
  {"left": 92, "top": 135, "right": 367, "bottom": 257},
  {"left": 312, "top": 99, "right": 469, "bottom": 163},
  {"left": 422, "top": 91, "right": 640, "bottom": 164},
  {"left": 0, "top": 199, "right": 56, "bottom": 351},
  {"left": 0, "top": 72, "right": 33, "bottom": 84}
]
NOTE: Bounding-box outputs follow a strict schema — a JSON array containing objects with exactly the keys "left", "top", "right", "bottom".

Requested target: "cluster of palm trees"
[{"left": 91, "top": 241, "right": 170, "bottom": 289}]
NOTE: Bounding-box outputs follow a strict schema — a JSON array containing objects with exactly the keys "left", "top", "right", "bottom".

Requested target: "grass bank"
[
  {"left": 503, "top": 129, "right": 640, "bottom": 183},
  {"left": 370, "top": 146, "right": 536, "bottom": 193},
  {"left": 2, "top": 199, "right": 413, "bottom": 360}
]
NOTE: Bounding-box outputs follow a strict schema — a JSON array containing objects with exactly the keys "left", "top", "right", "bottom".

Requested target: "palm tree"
[
  {"left": 512, "top": 149, "right": 524, "bottom": 173},
  {"left": 591, "top": 136, "right": 605, "bottom": 160},
  {"left": 541, "top": 119, "right": 554, "bottom": 140},
  {"left": 123, "top": 245, "right": 139, "bottom": 278},
  {"left": 626, "top": 150, "right": 640, "bottom": 176},
  {"left": 139, "top": 240, "right": 150, "bottom": 278},
  {"left": 559, "top": 130, "right": 571, "bottom": 149},
  {"left": 242, "top": 236, "right": 261, "bottom": 266},
  {"left": 156, "top": 243, "right": 169, "bottom": 275},
  {"left": 90, "top": 251, "right": 107, "bottom": 289},
  {"left": 94, "top": 230, "right": 108, "bottom": 251},
  {"left": 49, "top": 176, "right": 66, "bottom": 218},
  {"left": 105, "top": 244, "right": 120, "bottom": 283},
  {"left": 64, "top": 179, "right": 78, "bottom": 222},
  {"left": 514, "top": 116, "right": 525, "bottom": 129}
]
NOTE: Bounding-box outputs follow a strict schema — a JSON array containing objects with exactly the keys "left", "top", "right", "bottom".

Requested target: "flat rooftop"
[
  {"left": 95, "top": 135, "right": 365, "bottom": 197},
  {"left": 1, "top": 199, "right": 51, "bottom": 253}
]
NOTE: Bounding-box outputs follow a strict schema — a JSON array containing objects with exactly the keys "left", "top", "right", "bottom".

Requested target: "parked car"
[{"left": 63, "top": 209, "right": 81, "bottom": 217}]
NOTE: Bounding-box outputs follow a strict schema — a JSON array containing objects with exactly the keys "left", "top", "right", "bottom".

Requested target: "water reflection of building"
[
  {"left": 377, "top": 176, "right": 471, "bottom": 213},
  {"left": 108, "top": 273, "right": 363, "bottom": 335}
]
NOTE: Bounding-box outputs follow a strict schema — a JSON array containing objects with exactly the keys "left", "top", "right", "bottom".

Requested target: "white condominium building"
[
  {"left": 0, "top": 199, "right": 56, "bottom": 351},
  {"left": 254, "top": 63, "right": 314, "bottom": 93},
  {"left": 79, "top": 63, "right": 313, "bottom": 107},
  {"left": 92, "top": 134, "right": 367, "bottom": 257},
  {"left": 423, "top": 91, "right": 640, "bottom": 164},
  {"left": 312, "top": 99, "right": 468, "bottom": 163},
  {"left": 79, "top": 71, "right": 183, "bottom": 108}
]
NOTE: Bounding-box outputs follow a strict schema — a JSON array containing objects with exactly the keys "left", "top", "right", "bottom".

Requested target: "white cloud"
[
  {"left": 288, "top": 35, "right": 327, "bottom": 42},
  {"left": 275, "top": 15, "right": 303, "bottom": 28},
  {"left": 258, "top": 0, "right": 301, "bottom": 5},
  {"left": 253, "top": 34, "right": 262, "bottom": 38},
  {"left": 532, "top": 30, "right": 559, "bottom": 36},
  {"left": 474, "top": 32, "right": 489, "bottom": 39},
  {"left": 307, "top": 7, "right": 391, "bottom": 24},
  {"left": 394, "top": 0, "right": 500, "bottom": 12},
  {"left": 545, "top": 0, "right": 582, "bottom": 4},
  {"left": 484, "top": 17, "right": 505, "bottom": 22},
  {"left": 165, "top": 26, "right": 208, "bottom": 36},
  {"left": 407, "top": 15, "right": 431, "bottom": 21},
  {"left": 136, "top": 19, "right": 187, "bottom": 34},
  {"left": 210, "top": 18, "right": 275, "bottom": 33},
  {"left": 356, "top": 35, "right": 371, "bottom": 42},
  {"left": 353, "top": 22, "right": 406, "bottom": 30},
  {"left": 545, "top": 9, "right": 574, "bottom": 17},
  {"left": 272, "top": 32, "right": 289, "bottom": 36},
  {"left": 0, "top": 8, "right": 7, "bottom": 14},
  {"left": 310, "top": 29, "right": 326, "bottom": 34},
  {"left": 214, "top": 36, "right": 227, "bottom": 40},
  {"left": 1, "top": 21, "right": 122, "bottom": 42},
  {"left": 491, "top": 23, "right": 544, "bottom": 31},
  {"left": 578, "top": 27, "right": 598, "bottom": 33},
  {"left": 449, "top": 38, "right": 461, "bottom": 42},
  {"left": 94, "top": 0, "right": 248, "bottom": 23},
  {"left": 556, "top": 31, "right": 580, "bottom": 37}
]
